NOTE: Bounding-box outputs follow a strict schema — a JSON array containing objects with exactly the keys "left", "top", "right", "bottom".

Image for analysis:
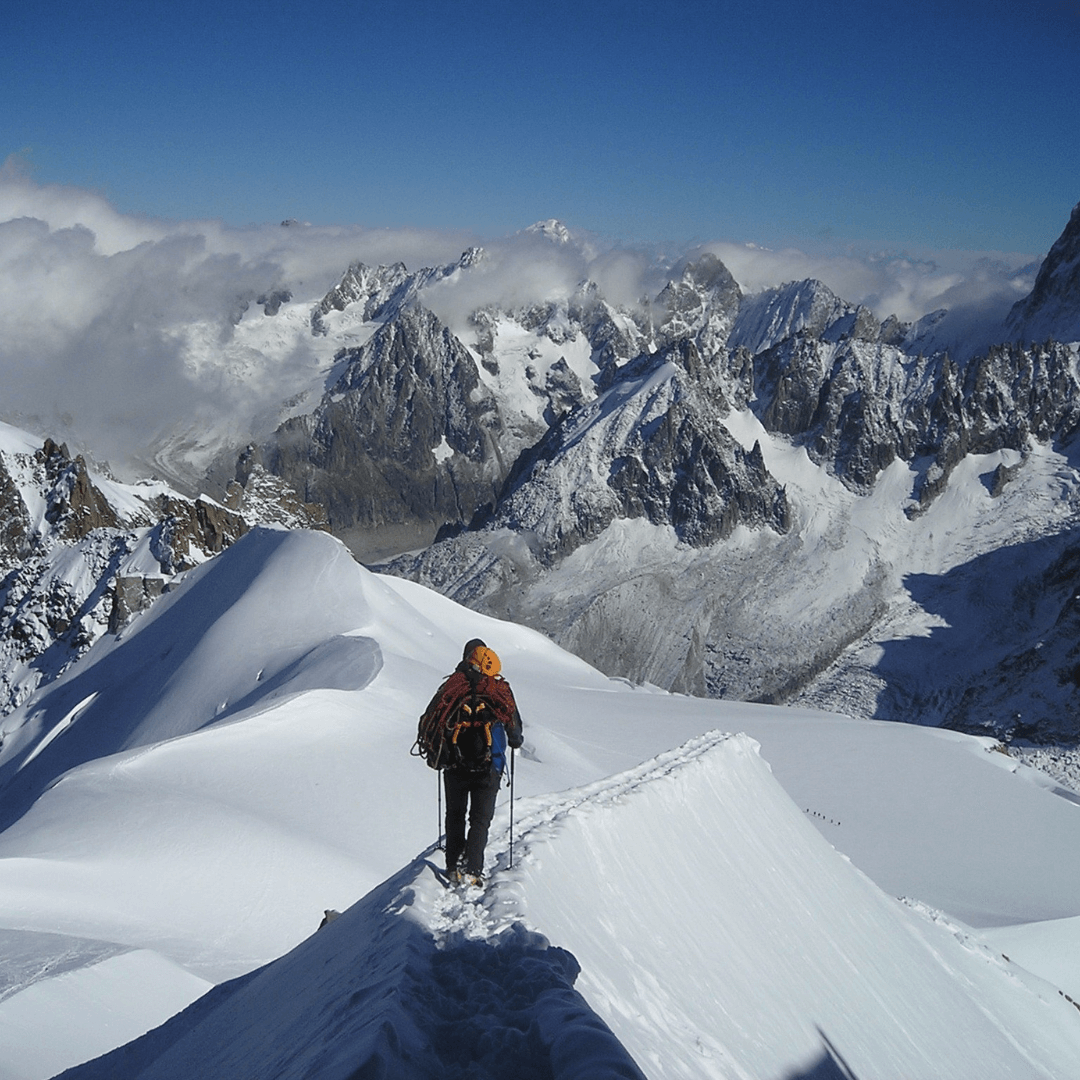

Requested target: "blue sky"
[{"left": 3, "top": 0, "right": 1079, "bottom": 257}]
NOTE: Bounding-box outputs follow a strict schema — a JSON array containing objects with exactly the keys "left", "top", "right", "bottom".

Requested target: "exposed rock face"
[
  {"left": 741, "top": 328, "right": 1080, "bottom": 510},
  {"left": 1007, "top": 201, "right": 1080, "bottom": 345},
  {"left": 108, "top": 575, "right": 168, "bottom": 634},
  {"left": 0, "top": 457, "right": 32, "bottom": 575},
  {"left": 654, "top": 253, "right": 742, "bottom": 357},
  {"left": 488, "top": 340, "right": 789, "bottom": 563},
  {"left": 262, "top": 305, "right": 513, "bottom": 544},
  {"left": 908, "top": 341, "right": 1080, "bottom": 511},
  {"left": 541, "top": 357, "right": 587, "bottom": 424},
  {"left": 226, "top": 457, "right": 329, "bottom": 532},
  {"left": 145, "top": 495, "right": 248, "bottom": 575},
  {"left": 39, "top": 439, "right": 121, "bottom": 540},
  {"left": 608, "top": 405, "right": 783, "bottom": 548}
]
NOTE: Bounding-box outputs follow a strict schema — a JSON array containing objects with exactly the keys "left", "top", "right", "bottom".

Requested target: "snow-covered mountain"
[
  {"left": 0, "top": 422, "right": 326, "bottom": 717},
  {"left": 726, "top": 275, "right": 879, "bottom": 356},
  {"left": 0, "top": 527, "right": 1078, "bottom": 1078},
  {"left": 160, "top": 205, "right": 1080, "bottom": 744},
  {"left": 7, "top": 192, "right": 1080, "bottom": 1078},
  {"left": 4, "top": 205, "right": 1080, "bottom": 745},
  {"left": 255, "top": 304, "right": 518, "bottom": 560}
]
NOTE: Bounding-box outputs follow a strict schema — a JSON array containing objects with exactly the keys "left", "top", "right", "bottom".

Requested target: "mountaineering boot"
[{"left": 464, "top": 870, "right": 484, "bottom": 888}]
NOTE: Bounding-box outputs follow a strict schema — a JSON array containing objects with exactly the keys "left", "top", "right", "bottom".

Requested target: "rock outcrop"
[
  {"left": 261, "top": 305, "right": 515, "bottom": 551},
  {"left": 0, "top": 432, "right": 324, "bottom": 716},
  {"left": 1007, "top": 201, "right": 1080, "bottom": 345}
]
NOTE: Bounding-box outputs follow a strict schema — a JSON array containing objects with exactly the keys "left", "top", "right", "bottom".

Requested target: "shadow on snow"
[
  {"left": 873, "top": 526, "right": 1080, "bottom": 738},
  {"left": 56, "top": 851, "right": 646, "bottom": 1080}
]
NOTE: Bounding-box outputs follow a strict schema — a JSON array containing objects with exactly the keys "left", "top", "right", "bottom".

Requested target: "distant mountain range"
[
  {"left": 207, "top": 203, "right": 1080, "bottom": 743},
  {"left": 4, "top": 204, "right": 1080, "bottom": 743}
]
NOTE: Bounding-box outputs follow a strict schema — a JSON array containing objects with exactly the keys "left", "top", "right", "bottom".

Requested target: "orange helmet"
[{"left": 467, "top": 645, "right": 501, "bottom": 677}]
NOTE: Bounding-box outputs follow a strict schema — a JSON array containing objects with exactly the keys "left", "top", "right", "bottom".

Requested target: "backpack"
[
  {"left": 448, "top": 699, "right": 499, "bottom": 773},
  {"left": 413, "top": 669, "right": 516, "bottom": 772}
]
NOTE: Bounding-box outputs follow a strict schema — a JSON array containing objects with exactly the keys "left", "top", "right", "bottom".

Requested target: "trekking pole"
[
  {"left": 437, "top": 771, "right": 443, "bottom": 852},
  {"left": 509, "top": 748, "right": 515, "bottom": 869}
]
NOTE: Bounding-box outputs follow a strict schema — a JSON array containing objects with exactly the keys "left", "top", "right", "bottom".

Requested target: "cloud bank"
[{"left": 0, "top": 162, "right": 1043, "bottom": 479}]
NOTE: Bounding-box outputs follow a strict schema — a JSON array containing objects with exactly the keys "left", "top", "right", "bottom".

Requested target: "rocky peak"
[
  {"left": 311, "top": 250, "right": 489, "bottom": 338},
  {"left": 0, "top": 432, "right": 265, "bottom": 715},
  {"left": 39, "top": 439, "right": 121, "bottom": 541},
  {"left": 1007, "top": 201, "right": 1080, "bottom": 345},
  {"left": 261, "top": 304, "right": 513, "bottom": 552},
  {"left": 577, "top": 298, "right": 653, "bottom": 388},
  {"left": 879, "top": 314, "right": 912, "bottom": 347},
  {"left": 226, "top": 455, "right": 329, "bottom": 532},
  {"left": 655, "top": 252, "right": 742, "bottom": 353},
  {"left": 525, "top": 219, "right": 572, "bottom": 244},
  {"left": 469, "top": 333, "right": 788, "bottom": 564},
  {"left": 728, "top": 278, "right": 878, "bottom": 356},
  {"left": 458, "top": 246, "right": 486, "bottom": 269},
  {"left": 314, "top": 261, "right": 412, "bottom": 323}
]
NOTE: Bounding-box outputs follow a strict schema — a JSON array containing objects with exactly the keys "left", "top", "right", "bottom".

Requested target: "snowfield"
[{"left": 0, "top": 528, "right": 1077, "bottom": 1078}]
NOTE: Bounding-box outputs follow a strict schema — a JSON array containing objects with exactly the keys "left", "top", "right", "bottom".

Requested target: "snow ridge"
[
  {"left": 57, "top": 726, "right": 1080, "bottom": 1080},
  {"left": 0, "top": 525, "right": 1078, "bottom": 1075}
]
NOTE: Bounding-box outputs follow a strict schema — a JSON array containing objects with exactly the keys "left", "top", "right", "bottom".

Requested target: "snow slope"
[
  {"left": 0, "top": 528, "right": 1077, "bottom": 1077},
  {"left": 60, "top": 732, "right": 1080, "bottom": 1080}
]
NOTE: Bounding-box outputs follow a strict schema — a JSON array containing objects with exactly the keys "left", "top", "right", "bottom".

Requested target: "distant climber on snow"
[{"left": 414, "top": 638, "right": 523, "bottom": 886}]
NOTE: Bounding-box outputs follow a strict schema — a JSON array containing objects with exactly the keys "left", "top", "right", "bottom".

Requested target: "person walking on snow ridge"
[{"left": 416, "top": 638, "right": 523, "bottom": 886}]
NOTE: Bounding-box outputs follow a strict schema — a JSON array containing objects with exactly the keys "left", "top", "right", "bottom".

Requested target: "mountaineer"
[{"left": 414, "top": 638, "right": 523, "bottom": 886}]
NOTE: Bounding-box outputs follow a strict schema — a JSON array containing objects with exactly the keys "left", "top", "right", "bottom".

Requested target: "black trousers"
[{"left": 443, "top": 767, "right": 502, "bottom": 876}]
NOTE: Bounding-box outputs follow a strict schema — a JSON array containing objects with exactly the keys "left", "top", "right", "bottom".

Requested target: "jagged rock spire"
[{"left": 1007, "top": 201, "right": 1080, "bottom": 344}]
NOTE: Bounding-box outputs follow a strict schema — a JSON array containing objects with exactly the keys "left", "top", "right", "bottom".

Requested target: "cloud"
[
  {"left": 701, "top": 239, "right": 1037, "bottom": 327},
  {"left": 0, "top": 156, "right": 168, "bottom": 255},
  {"left": 0, "top": 211, "right": 285, "bottom": 473},
  {"left": 422, "top": 229, "right": 597, "bottom": 332},
  {"left": 0, "top": 163, "right": 1044, "bottom": 480},
  {"left": 0, "top": 162, "right": 481, "bottom": 478},
  {"left": 0, "top": 155, "right": 476, "bottom": 277}
]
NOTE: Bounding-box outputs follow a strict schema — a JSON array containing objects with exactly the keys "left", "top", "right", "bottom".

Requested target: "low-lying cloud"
[
  {"left": 0, "top": 161, "right": 1044, "bottom": 480},
  {"left": 704, "top": 240, "right": 1038, "bottom": 329}
]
